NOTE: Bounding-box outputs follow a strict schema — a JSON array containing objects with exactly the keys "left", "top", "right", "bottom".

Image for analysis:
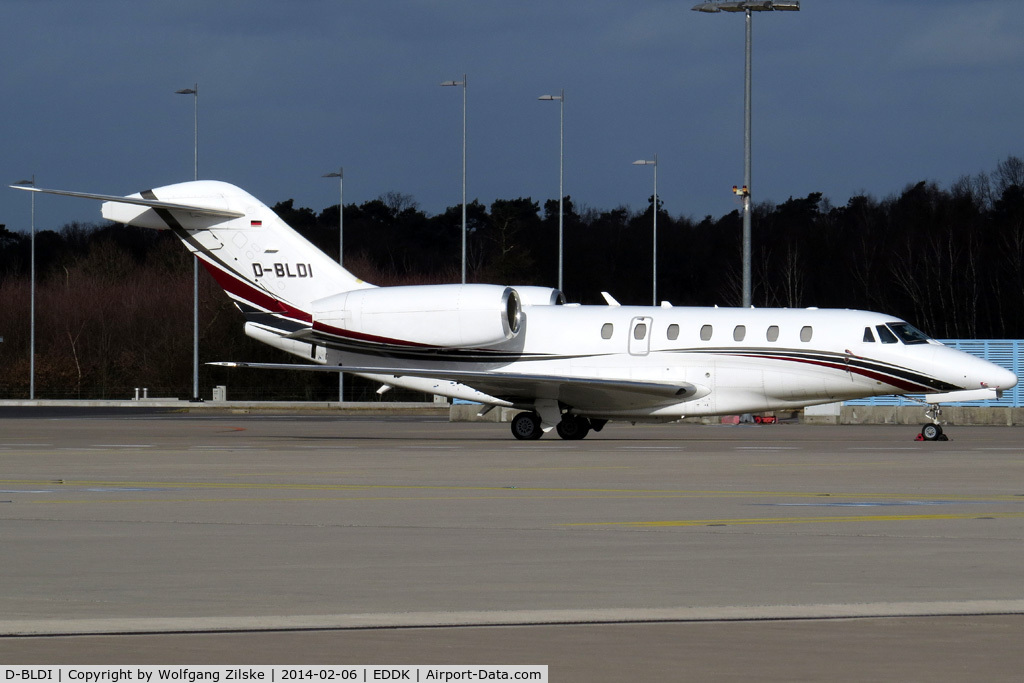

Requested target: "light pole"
[
  {"left": 538, "top": 89, "right": 564, "bottom": 292},
  {"left": 175, "top": 84, "right": 201, "bottom": 401},
  {"left": 175, "top": 84, "right": 198, "bottom": 179},
  {"left": 692, "top": 1, "right": 800, "bottom": 308},
  {"left": 440, "top": 75, "right": 467, "bottom": 284},
  {"left": 632, "top": 155, "right": 659, "bottom": 306},
  {"left": 322, "top": 168, "right": 344, "bottom": 403},
  {"left": 13, "top": 176, "right": 35, "bottom": 399}
]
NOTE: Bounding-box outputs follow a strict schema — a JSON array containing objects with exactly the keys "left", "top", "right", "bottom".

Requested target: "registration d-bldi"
[{"left": 2, "top": 667, "right": 548, "bottom": 683}]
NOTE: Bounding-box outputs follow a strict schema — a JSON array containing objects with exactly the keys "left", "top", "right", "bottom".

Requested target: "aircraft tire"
[
  {"left": 921, "top": 423, "right": 943, "bottom": 441},
  {"left": 511, "top": 412, "right": 543, "bottom": 440},
  {"left": 556, "top": 415, "right": 591, "bottom": 440}
]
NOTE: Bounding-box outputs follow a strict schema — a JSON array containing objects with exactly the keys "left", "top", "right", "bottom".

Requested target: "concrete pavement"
[{"left": 0, "top": 412, "right": 1021, "bottom": 680}]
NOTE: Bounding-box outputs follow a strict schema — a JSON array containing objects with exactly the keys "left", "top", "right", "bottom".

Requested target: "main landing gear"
[
  {"left": 510, "top": 412, "right": 543, "bottom": 440},
  {"left": 510, "top": 412, "right": 604, "bottom": 440},
  {"left": 555, "top": 415, "right": 591, "bottom": 440},
  {"left": 916, "top": 403, "right": 949, "bottom": 441}
]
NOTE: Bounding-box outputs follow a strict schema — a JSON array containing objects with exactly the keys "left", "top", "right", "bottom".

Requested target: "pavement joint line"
[
  {"left": 566, "top": 511, "right": 1024, "bottom": 527},
  {"left": 2, "top": 600, "right": 1024, "bottom": 636},
  {"left": 1, "top": 479, "right": 1022, "bottom": 500}
]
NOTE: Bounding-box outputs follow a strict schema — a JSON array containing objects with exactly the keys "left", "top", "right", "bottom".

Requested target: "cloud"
[{"left": 894, "top": 2, "right": 1024, "bottom": 69}]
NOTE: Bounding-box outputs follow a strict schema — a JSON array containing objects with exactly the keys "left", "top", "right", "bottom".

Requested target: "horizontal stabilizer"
[{"left": 9, "top": 186, "right": 245, "bottom": 219}]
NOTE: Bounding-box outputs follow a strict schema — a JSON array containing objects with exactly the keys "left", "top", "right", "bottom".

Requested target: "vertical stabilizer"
[{"left": 99, "top": 180, "right": 374, "bottom": 321}]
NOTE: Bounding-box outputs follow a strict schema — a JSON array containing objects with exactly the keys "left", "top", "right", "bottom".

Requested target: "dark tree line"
[{"left": 1, "top": 156, "right": 1022, "bottom": 400}]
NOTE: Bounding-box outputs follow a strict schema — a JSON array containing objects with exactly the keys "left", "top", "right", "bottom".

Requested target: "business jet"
[{"left": 13, "top": 180, "right": 1017, "bottom": 441}]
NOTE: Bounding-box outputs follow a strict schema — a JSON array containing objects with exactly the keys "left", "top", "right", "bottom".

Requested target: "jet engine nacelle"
[{"left": 312, "top": 284, "right": 521, "bottom": 348}]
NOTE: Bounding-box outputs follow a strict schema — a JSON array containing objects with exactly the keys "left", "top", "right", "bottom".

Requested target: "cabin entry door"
[{"left": 628, "top": 316, "right": 653, "bottom": 356}]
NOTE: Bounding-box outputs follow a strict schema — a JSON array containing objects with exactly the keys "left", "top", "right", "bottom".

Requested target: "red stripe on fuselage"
[
  {"left": 198, "top": 259, "right": 436, "bottom": 349},
  {"left": 312, "top": 320, "right": 435, "bottom": 349},
  {"left": 731, "top": 352, "right": 935, "bottom": 393},
  {"left": 199, "top": 259, "right": 312, "bottom": 323}
]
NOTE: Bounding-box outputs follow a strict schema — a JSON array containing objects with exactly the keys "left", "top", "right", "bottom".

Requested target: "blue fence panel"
[{"left": 846, "top": 340, "right": 1022, "bottom": 407}]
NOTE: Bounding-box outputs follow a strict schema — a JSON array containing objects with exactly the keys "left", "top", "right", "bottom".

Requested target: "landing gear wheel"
[
  {"left": 511, "top": 412, "right": 543, "bottom": 440},
  {"left": 921, "top": 423, "right": 944, "bottom": 441},
  {"left": 556, "top": 415, "right": 592, "bottom": 440}
]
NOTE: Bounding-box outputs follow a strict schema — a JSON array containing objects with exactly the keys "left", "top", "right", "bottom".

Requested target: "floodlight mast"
[
  {"left": 13, "top": 177, "right": 35, "bottom": 399},
  {"left": 538, "top": 90, "right": 565, "bottom": 292},
  {"left": 175, "top": 84, "right": 201, "bottom": 401},
  {"left": 441, "top": 75, "right": 468, "bottom": 284},
  {"left": 322, "top": 168, "right": 345, "bottom": 403},
  {"left": 632, "top": 156, "right": 659, "bottom": 306},
  {"left": 692, "top": 0, "right": 799, "bottom": 308}
]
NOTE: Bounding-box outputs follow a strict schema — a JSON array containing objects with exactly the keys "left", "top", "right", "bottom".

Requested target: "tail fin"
[{"left": 17, "top": 180, "right": 373, "bottom": 324}]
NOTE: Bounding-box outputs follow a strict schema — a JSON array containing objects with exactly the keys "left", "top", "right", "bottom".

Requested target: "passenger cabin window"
[
  {"left": 667, "top": 324, "right": 680, "bottom": 340},
  {"left": 601, "top": 323, "right": 614, "bottom": 340},
  {"left": 766, "top": 325, "right": 779, "bottom": 342},
  {"left": 800, "top": 326, "right": 813, "bottom": 342},
  {"left": 733, "top": 325, "right": 746, "bottom": 342},
  {"left": 633, "top": 323, "right": 648, "bottom": 340},
  {"left": 700, "top": 324, "right": 713, "bottom": 341},
  {"left": 863, "top": 327, "right": 876, "bottom": 343},
  {"left": 876, "top": 324, "right": 898, "bottom": 344}
]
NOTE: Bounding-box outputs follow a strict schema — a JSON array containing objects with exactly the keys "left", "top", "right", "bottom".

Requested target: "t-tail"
[
  {"left": 16, "top": 180, "right": 375, "bottom": 346},
  {"left": 101, "top": 180, "right": 374, "bottom": 315},
  {"left": 13, "top": 180, "right": 538, "bottom": 363}
]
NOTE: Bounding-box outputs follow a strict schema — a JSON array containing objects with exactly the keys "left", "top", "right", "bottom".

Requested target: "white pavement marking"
[{"left": 3, "top": 600, "right": 1024, "bottom": 636}]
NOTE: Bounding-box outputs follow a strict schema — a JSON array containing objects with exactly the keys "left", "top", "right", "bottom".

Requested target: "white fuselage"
[
  {"left": 307, "top": 303, "right": 1012, "bottom": 419},
  {"left": 20, "top": 180, "right": 1016, "bottom": 426}
]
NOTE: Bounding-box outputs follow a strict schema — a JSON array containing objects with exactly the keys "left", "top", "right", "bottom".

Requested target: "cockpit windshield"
[{"left": 886, "top": 322, "right": 932, "bottom": 345}]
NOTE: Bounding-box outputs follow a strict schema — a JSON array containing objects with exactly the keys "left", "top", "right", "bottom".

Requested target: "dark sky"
[{"left": 3, "top": 0, "right": 1022, "bottom": 232}]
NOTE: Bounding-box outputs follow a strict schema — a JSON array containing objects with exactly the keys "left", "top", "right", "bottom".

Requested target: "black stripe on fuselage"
[
  {"left": 239, "top": 312, "right": 961, "bottom": 393},
  {"left": 251, "top": 316, "right": 580, "bottom": 364},
  {"left": 140, "top": 189, "right": 290, "bottom": 314},
  {"left": 239, "top": 307, "right": 310, "bottom": 334},
  {"left": 315, "top": 333, "right": 571, "bottom": 363},
  {"left": 693, "top": 347, "right": 961, "bottom": 393}
]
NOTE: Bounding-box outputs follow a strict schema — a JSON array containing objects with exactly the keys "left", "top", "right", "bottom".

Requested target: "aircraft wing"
[
  {"left": 209, "top": 362, "right": 707, "bottom": 410},
  {"left": 9, "top": 186, "right": 245, "bottom": 219}
]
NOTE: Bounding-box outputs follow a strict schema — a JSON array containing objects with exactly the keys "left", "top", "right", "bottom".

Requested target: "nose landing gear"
[{"left": 916, "top": 403, "right": 949, "bottom": 441}]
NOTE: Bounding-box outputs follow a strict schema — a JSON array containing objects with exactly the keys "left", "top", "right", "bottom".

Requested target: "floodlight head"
[
  {"left": 175, "top": 88, "right": 197, "bottom": 95},
  {"left": 440, "top": 80, "right": 464, "bottom": 87},
  {"left": 538, "top": 95, "right": 561, "bottom": 101},
  {"left": 692, "top": 1, "right": 799, "bottom": 12}
]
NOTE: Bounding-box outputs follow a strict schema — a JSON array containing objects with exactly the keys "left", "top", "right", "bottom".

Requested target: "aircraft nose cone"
[
  {"left": 989, "top": 366, "right": 1018, "bottom": 390},
  {"left": 950, "top": 347, "right": 1018, "bottom": 391}
]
